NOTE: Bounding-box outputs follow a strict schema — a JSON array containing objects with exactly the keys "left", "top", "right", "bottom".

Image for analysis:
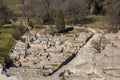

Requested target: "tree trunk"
[{"left": 90, "top": 2, "right": 96, "bottom": 15}]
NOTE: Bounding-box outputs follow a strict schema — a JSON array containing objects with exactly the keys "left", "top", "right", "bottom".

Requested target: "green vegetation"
[
  {"left": 80, "top": 15, "right": 104, "bottom": 25},
  {"left": 28, "top": 20, "right": 34, "bottom": 28},
  {"left": 0, "top": 22, "right": 15, "bottom": 65},
  {"left": 0, "top": 19, "right": 4, "bottom": 26},
  {"left": 86, "top": 15, "right": 107, "bottom": 30},
  {"left": 86, "top": 15, "right": 104, "bottom": 22},
  {"left": 0, "top": 17, "right": 28, "bottom": 65}
]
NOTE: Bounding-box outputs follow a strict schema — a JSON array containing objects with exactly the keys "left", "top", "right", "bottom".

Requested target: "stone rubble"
[
  {"left": 8, "top": 30, "right": 91, "bottom": 80},
  {"left": 64, "top": 33, "right": 120, "bottom": 80},
  {"left": 5, "top": 28, "right": 120, "bottom": 80}
]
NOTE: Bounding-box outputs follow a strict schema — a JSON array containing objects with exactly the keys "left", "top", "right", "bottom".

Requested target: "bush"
[
  {"left": 0, "top": 19, "right": 4, "bottom": 26},
  {"left": 12, "top": 17, "right": 18, "bottom": 22},
  {"left": 0, "top": 38, "right": 14, "bottom": 67},
  {"left": 0, "top": 51, "right": 11, "bottom": 67},
  {"left": 28, "top": 21, "right": 34, "bottom": 28},
  {"left": 13, "top": 25, "right": 28, "bottom": 34},
  {"left": 11, "top": 30, "right": 22, "bottom": 40}
]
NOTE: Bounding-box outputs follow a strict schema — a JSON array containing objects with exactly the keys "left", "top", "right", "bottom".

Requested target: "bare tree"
[
  {"left": 105, "top": 1, "right": 120, "bottom": 33},
  {"left": 20, "top": 0, "right": 54, "bottom": 24},
  {"left": 0, "top": 0, "right": 12, "bottom": 23},
  {"left": 20, "top": 0, "right": 88, "bottom": 25},
  {"left": 50, "top": 0, "right": 65, "bottom": 10},
  {"left": 62, "top": 0, "right": 88, "bottom": 23}
]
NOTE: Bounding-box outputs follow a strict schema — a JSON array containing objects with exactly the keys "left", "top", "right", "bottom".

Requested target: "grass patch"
[
  {"left": 0, "top": 27, "right": 13, "bottom": 47},
  {"left": 0, "top": 25, "right": 26, "bottom": 64},
  {"left": 0, "top": 24, "right": 15, "bottom": 65},
  {"left": 88, "top": 22, "right": 107, "bottom": 30},
  {"left": 83, "top": 15, "right": 107, "bottom": 30},
  {"left": 81, "top": 15, "right": 104, "bottom": 24},
  {"left": 87, "top": 15, "right": 104, "bottom": 22},
  {"left": 75, "top": 28, "right": 89, "bottom": 33}
]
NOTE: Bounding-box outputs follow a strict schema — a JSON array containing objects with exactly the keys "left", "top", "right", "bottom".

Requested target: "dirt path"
[{"left": 87, "top": 28, "right": 98, "bottom": 34}]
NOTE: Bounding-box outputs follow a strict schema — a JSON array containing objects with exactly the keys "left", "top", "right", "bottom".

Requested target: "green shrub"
[
  {"left": 12, "top": 17, "right": 18, "bottom": 22},
  {"left": 11, "top": 29, "right": 22, "bottom": 40},
  {"left": 0, "top": 19, "right": 4, "bottom": 26},
  {"left": 0, "top": 38, "right": 14, "bottom": 66},
  {"left": 28, "top": 21, "right": 34, "bottom": 28},
  {"left": 13, "top": 25, "right": 28, "bottom": 34}
]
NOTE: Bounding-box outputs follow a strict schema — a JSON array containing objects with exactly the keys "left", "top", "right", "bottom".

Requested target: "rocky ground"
[
  {"left": 0, "top": 26, "right": 120, "bottom": 80},
  {"left": 63, "top": 31, "right": 120, "bottom": 80}
]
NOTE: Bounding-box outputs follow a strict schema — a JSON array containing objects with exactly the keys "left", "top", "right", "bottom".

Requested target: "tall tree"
[
  {"left": 86, "top": 0, "right": 105, "bottom": 15},
  {"left": 55, "top": 9, "right": 65, "bottom": 33}
]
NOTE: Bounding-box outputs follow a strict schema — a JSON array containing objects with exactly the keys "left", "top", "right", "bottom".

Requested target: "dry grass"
[
  {"left": 84, "top": 15, "right": 107, "bottom": 30},
  {"left": 49, "top": 63, "right": 59, "bottom": 67},
  {"left": 42, "top": 70, "right": 50, "bottom": 74},
  {"left": 65, "top": 34, "right": 73, "bottom": 37},
  {"left": 75, "top": 28, "right": 89, "bottom": 33},
  {"left": 63, "top": 51, "right": 72, "bottom": 56},
  {"left": 88, "top": 22, "right": 107, "bottom": 30}
]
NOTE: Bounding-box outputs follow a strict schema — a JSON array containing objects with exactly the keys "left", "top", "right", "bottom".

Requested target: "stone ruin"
[
  {"left": 61, "top": 33, "right": 120, "bottom": 80},
  {"left": 9, "top": 30, "right": 93, "bottom": 79},
  {"left": 8, "top": 28, "right": 120, "bottom": 80}
]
